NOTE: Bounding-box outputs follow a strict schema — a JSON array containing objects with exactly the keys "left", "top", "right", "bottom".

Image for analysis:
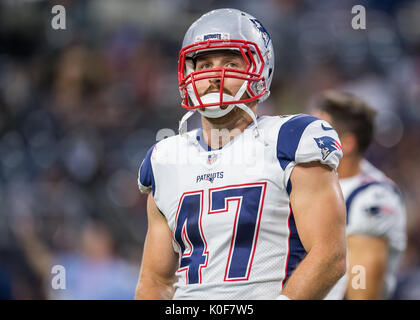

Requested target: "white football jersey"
[
  {"left": 325, "top": 160, "right": 407, "bottom": 300},
  {"left": 138, "top": 114, "right": 343, "bottom": 299}
]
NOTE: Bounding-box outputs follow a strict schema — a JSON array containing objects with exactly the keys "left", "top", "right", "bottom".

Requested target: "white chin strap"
[{"left": 179, "top": 110, "right": 196, "bottom": 137}]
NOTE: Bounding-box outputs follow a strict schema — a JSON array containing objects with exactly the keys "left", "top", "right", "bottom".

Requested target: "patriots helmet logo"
[
  {"left": 249, "top": 18, "right": 271, "bottom": 48},
  {"left": 314, "top": 136, "right": 342, "bottom": 160}
]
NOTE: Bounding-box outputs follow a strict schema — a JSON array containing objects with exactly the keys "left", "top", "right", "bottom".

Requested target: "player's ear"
[{"left": 340, "top": 132, "right": 358, "bottom": 156}]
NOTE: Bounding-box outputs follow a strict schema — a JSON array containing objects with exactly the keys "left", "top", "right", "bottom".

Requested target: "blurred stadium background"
[{"left": 0, "top": 0, "right": 419, "bottom": 299}]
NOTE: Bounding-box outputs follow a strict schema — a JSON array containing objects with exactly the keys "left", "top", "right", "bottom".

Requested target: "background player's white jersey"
[
  {"left": 325, "top": 160, "right": 407, "bottom": 300},
  {"left": 138, "top": 114, "right": 343, "bottom": 299}
]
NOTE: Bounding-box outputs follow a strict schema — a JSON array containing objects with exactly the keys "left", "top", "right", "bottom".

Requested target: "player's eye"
[{"left": 197, "top": 62, "right": 212, "bottom": 70}]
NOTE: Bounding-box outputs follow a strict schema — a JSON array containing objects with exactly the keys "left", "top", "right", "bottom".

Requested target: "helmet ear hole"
[{"left": 188, "top": 96, "right": 195, "bottom": 107}]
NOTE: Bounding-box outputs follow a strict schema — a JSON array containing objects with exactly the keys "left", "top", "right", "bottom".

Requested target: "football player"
[
  {"left": 135, "top": 8, "right": 346, "bottom": 300},
  {"left": 311, "top": 90, "right": 407, "bottom": 300}
]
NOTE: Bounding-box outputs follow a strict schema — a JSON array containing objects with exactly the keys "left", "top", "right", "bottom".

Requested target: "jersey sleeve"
[
  {"left": 137, "top": 144, "right": 156, "bottom": 195},
  {"left": 346, "top": 183, "right": 407, "bottom": 251},
  {"left": 276, "top": 114, "right": 343, "bottom": 191}
]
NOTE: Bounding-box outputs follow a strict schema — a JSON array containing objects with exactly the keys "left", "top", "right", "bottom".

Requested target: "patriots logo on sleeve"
[{"left": 314, "top": 136, "right": 342, "bottom": 160}]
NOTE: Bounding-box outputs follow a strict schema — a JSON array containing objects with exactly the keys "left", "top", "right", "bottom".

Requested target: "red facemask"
[{"left": 178, "top": 39, "right": 267, "bottom": 111}]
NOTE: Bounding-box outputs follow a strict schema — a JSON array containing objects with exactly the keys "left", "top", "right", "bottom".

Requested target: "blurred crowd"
[{"left": 0, "top": 0, "right": 419, "bottom": 299}]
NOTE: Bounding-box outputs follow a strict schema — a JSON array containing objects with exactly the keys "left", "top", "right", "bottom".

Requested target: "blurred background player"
[
  {"left": 311, "top": 90, "right": 407, "bottom": 300},
  {"left": 135, "top": 8, "right": 346, "bottom": 300}
]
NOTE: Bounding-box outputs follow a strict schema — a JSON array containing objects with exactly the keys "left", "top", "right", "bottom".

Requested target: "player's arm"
[
  {"left": 281, "top": 161, "right": 347, "bottom": 299},
  {"left": 345, "top": 234, "right": 388, "bottom": 299},
  {"left": 135, "top": 192, "right": 179, "bottom": 299}
]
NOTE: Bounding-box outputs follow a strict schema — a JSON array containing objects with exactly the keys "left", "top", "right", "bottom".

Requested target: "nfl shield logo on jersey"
[
  {"left": 207, "top": 153, "right": 218, "bottom": 164},
  {"left": 314, "top": 136, "right": 342, "bottom": 160}
]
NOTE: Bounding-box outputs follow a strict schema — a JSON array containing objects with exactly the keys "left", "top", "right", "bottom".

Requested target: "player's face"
[{"left": 194, "top": 50, "right": 248, "bottom": 100}]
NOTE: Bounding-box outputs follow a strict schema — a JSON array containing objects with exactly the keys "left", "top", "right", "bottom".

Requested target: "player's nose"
[
  {"left": 206, "top": 74, "right": 222, "bottom": 93},
  {"left": 208, "top": 75, "right": 221, "bottom": 85}
]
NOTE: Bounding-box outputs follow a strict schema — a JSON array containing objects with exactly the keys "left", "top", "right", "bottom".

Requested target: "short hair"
[{"left": 312, "top": 90, "right": 377, "bottom": 154}]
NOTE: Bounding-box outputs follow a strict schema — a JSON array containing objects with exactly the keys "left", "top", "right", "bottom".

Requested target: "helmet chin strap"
[
  {"left": 179, "top": 109, "right": 196, "bottom": 137},
  {"left": 235, "top": 102, "right": 268, "bottom": 146}
]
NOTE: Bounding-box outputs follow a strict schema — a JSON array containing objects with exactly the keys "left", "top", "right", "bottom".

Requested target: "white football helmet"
[{"left": 178, "top": 8, "right": 274, "bottom": 135}]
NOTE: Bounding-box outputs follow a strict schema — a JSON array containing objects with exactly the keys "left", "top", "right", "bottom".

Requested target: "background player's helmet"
[{"left": 178, "top": 8, "right": 275, "bottom": 118}]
